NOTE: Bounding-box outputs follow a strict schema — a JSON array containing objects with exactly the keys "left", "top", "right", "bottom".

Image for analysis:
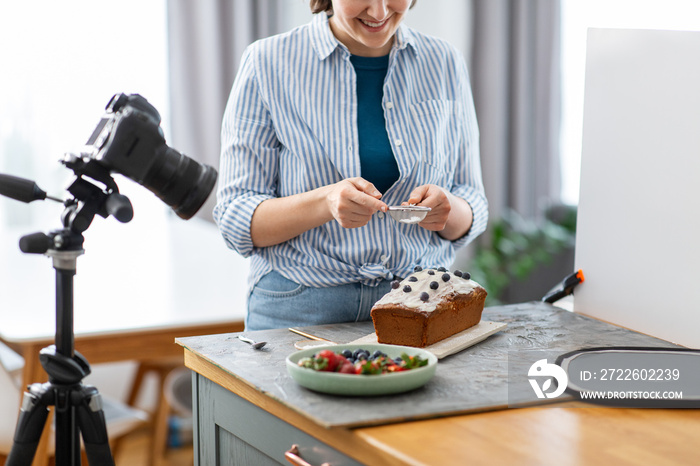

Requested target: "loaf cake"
[{"left": 370, "top": 267, "right": 487, "bottom": 348}]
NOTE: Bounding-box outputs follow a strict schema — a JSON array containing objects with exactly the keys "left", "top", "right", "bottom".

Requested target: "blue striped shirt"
[{"left": 214, "top": 13, "right": 488, "bottom": 291}]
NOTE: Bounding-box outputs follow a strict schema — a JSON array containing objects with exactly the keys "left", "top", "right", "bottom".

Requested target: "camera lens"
[{"left": 143, "top": 146, "right": 217, "bottom": 220}]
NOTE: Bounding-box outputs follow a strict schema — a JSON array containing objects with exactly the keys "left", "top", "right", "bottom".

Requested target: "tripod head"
[{"left": 0, "top": 153, "right": 133, "bottom": 240}]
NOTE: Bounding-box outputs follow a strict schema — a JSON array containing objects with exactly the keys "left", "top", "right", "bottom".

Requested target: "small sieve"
[{"left": 387, "top": 205, "right": 431, "bottom": 224}]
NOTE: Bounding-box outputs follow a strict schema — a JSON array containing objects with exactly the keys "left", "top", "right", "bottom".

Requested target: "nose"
[{"left": 366, "top": 1, "right": 389, "bottom": 21}]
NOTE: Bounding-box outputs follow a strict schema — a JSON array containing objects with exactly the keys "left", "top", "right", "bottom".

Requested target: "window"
[
  {"left": 0, "top": 0, "right": 169, "bottom": 231},
  {"left": 560, "top": 0, "right": 700, "bottom": 204}
]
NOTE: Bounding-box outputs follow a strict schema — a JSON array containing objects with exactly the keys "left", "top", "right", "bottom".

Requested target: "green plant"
[{"left": 469, "top": 206, "right": 576, "bottom": 306}]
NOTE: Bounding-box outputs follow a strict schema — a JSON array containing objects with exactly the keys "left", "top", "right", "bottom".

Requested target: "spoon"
[{"left": 238, "top": 335, "right": 267, "bottom": 350}]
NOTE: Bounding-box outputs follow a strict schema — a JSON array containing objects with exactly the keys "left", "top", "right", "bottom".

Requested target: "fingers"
[
  {"left": 403, "top": 184, "right": 451, "bottom": 231},
  {"left": 342, "top": 178, "right": 387, "bottom": 213},
  {"left": 346, "top": 178, "right": 387, "bottom": 210},
  {"left": 347, "top": 177, "right": 381, "bottom": 198},
  {"left": 404, "top": 185, "right": 430, "bottom": 206},
  {"left": 327, "top": 178, "right": 388, "bottom": 228}
]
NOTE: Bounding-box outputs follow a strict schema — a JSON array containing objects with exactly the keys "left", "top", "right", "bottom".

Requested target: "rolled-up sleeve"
[
  {"left": 213, "top": 44, "right": 280, "bottom": 257},
  {"left": 450, "top": 54, "right": 488, "bottom": 250}
]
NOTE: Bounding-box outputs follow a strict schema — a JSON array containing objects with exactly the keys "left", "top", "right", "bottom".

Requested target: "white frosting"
[{"left": 374, "top": 269, "right": 481, "bottom": 313}]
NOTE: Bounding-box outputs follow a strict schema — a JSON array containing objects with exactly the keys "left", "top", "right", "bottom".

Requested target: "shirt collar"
[
  {"left": 310, "top": 13, "right": 418, "bottom": 60},
  {"left": 394, "top": 22, "right": 417, "bottom": 54}
]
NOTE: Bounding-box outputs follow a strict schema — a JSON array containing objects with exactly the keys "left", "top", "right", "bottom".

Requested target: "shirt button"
[
  {"left": 380, "top": 254, "right": 389, "bottom": 262},
  {"left": 395, "top": 139, "right": 402, "bottom": 147},
  {"left": 386, "top": 102, "right": 394, "bottom": 109},
  {"left": 377, "top": 212, "right": 385, "bottom": 219}
]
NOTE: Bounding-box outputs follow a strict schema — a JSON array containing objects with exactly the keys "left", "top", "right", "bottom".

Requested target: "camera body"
[
  {"left": 85, "top": 94, "right": 165, "bottom": 185},
  {"left": 82, "top": 93, "right": 217, "bottom": 220}
]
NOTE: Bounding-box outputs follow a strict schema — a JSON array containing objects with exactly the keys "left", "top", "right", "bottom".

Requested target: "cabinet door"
[{"left": 193, "top": 374, "right": 364, "bottom": 466}]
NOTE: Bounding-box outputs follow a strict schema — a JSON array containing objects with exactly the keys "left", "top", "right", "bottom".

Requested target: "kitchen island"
[{"left": 178, "top": 302, "right": 700, "bottom": 465}]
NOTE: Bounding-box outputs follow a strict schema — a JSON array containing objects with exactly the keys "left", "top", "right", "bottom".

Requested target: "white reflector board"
[{"left": 574, "top": 28, "right": 700, "bottom": 348}]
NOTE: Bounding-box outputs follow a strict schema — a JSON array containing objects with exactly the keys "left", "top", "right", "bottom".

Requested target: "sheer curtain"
[
  {"left": 471, "top": 0, "right": 562, "bottom": 222},
  {"left": 166, "top": 0, "right": 285, "bottom": 221}
]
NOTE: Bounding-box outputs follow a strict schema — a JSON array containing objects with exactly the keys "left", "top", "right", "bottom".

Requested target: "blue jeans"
[{"left": 246, "top": 271, "right": 394, "bottom": 330}]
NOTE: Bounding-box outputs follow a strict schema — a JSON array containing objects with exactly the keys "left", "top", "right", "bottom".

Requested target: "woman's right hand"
[
  {"left": 250, "top": 177, "right": 387, "bottom": 248},
  {"left": 325, "top": 177, "right": 388, "bottom": 228}
]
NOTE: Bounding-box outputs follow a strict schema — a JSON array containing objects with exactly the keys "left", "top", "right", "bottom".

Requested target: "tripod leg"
[
  {"left": 6, "top": 383, "right": 52, "bottom": 466},
  {"left": 54, "top": 386, "right": 81, "bottom": 466},
  {"left": 73, "top": 385, "right": 115, "bottom": 466}
]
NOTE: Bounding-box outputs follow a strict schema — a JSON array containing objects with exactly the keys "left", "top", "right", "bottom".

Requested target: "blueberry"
[
  {"left": 341, "top": 349, "right": 353, "bottom": 359},
  {"left": 372, "top": 350, "right": 385, "bottom": 359},
  {"left": 408, "top": 276, "right": 418, "bottom": 282},
  {"left": 441, "top": 273, "right": 451, "bottom": 282},
  {"left": 462, "top": 271, "right": 471, "bottom": 280},
  {"left": 353, "top": 348, "right": 365, "bottom": 359},
  {"left": 437, "top": 266, "right": 447, "bottom": 272},
  {"left": 427, "top": 269, "right": 435, "bottom": 275},
  {"left": 454, "top": 270, "right": 463, "bottom": 278},
  {"left": 413, "top": 266, "right": 423, "bottom": 272},
  {"left": 419, "top": 292, "right": 429, "bottom": 302},
  {"left": 391, "top": 280, "right": 400, "bottom": 289},
  {"left": 430, "top": 281, "right": 439, "bottom": 290},
  {"left": 403, "top": 285, "right": 412, "bottom": 293}
]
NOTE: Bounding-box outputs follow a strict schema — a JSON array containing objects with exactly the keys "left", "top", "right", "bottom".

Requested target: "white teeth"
[{"left": 360, "top": 18, "right": 386, "bottom": 28}]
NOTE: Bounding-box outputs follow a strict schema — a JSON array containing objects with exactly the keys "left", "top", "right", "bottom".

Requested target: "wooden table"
[
  {"left": 180, "top": 304, "right": 700, "bottom": 465},
  {"left": 0, "top": 213, "right": 249, "bottom": 465},
  {"left": 2, "top": 320, "right": 244, "bottom": 398}
]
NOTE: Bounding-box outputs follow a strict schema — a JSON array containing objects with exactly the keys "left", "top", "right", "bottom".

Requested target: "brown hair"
[{"left": 310, "top": 0, "right": 417, "bottom": 14}]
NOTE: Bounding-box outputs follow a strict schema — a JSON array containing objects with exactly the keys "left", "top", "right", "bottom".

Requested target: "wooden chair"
[{"left": 113, "top": 358, "right": 185, "bottom": 466}]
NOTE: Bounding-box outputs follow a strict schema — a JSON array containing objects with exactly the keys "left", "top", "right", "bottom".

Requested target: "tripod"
[
  {"left": 1, "top": 168, "right": 135, "bottom": 466},
  {"left": 7, "top": 229, "right": 114, "bottom": 466}
]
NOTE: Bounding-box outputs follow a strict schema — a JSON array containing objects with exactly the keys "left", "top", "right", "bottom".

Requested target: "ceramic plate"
[{"left": 286, "top": 343, "right": 438, "bottom": 396}]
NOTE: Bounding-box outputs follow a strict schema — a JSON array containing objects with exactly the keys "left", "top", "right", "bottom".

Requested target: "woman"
[{"left": 214, "top": 0, "right": 488, "bottom": 330}]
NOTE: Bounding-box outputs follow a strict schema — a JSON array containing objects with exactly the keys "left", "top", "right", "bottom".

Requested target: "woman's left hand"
[
  {"left": 404, "top": 185, "right": 451, "bottom": 231},
  {"left": 404, "top": 184, "right": 473, "bottom": 240}
]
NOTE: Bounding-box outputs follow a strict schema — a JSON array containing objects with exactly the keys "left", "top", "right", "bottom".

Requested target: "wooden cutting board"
[{"left": 349, "top": 320, "right": 507, "bottom": 359}]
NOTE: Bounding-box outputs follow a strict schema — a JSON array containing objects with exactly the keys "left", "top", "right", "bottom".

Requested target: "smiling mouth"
[{"left": 359, "top": 18, "right": 388, "bottom": 28}]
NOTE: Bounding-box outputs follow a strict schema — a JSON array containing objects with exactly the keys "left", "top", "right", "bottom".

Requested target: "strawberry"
[
  {"left": 317, "top": 349, "right": 340, "bottom": 372},
  {"left": 338, "top": 361, "right": 355, "bottom": 374}
]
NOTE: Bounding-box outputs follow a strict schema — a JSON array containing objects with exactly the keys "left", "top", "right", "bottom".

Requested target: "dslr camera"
[{"left": 82, "top": 93, "right": 217, "bottom": 220}]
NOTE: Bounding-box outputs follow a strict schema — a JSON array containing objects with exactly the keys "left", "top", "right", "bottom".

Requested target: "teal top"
[{"left": 350, "top": 54, "right": 400, "bottom": 194}]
